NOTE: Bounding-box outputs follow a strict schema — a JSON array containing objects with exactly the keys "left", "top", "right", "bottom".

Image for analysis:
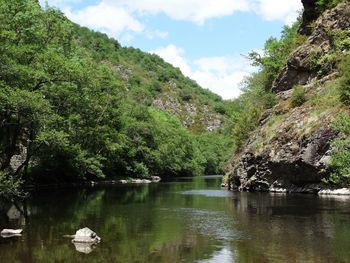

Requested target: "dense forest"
[
  {"left": 0, "top": 0, "right": 235, "bottom": 198},
  {"left": 1, "top": 0, "right": 349, "bottom": 198}
]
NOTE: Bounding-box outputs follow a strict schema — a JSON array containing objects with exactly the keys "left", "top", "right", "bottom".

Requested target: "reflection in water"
[
  {"left": 180, "top": 190, "right": 233, "bottom": 197},
  {"left": 72, "top": 241, "right": 98, "bottom": 254},
  {"left": 0, "top": 176, "right": 349, "bottom": 262},
  {"left": 198, "top": 247, "right": 234, "bottom": 263}
]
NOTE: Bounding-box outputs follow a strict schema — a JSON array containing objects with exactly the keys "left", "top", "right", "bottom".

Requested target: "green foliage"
[
  {"left": 338, "top": 54, "right": 350, "bottom": 105},
  {"left": 291, "top": 85, "right": 306, "bottom": 107},
  {"left": 316, "top": 0, "right": 344, "bottom": 12},
  {"left": 0, "top": 171, "right": 26, "bottom": 200},
  {"left": 327, "top": 113, "right": 350, "bottom": 184},
  {"left": 247, "top": 20, "right": 307, "bottom": 90},
  {"left": 226, "top": 20, "right": 304, "bottom": 153},
  {"left": 0, "top": 0, "right": 231, "bottom": 190},
  {"left": 196, "top": 132, "right": 233, "bottom": 174},
  {"left": 332, "top": 112, "right": 350, "bottom": 133},
  {"left": 328, "top": 139, "right": 350, "bottom": 184},
  {"left": 228, "top": 72, "right": 277, "bottom": 152}
]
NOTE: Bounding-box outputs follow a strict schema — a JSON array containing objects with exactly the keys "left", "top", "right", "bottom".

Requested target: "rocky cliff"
[{"left": 226, "top": 1, "right": 350, "bottom": 194}]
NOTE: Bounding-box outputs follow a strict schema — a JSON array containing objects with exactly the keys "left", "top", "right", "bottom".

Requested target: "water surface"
[{"left": 1, "top": 176, "right": 350, "bottom": 262}]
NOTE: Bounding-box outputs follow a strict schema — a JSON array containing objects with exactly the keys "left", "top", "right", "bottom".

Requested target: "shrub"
[
  {"left": 329, "top": 139, "right": 350, "bottom": 184},
  {"left": 291, "top": 85, "right": 306, "bottom": 107},
  {"left": 332, "top": 112, "right": 350, "bottom": 134},
  {"left": 326, "top": 113, "right": 350, "bottom": 185},
  {"left": 0, "top": 171, "right": 27, "bottom": 200},
  {"left": 338, "top": 54, "right": 350, "bottom": 105},
  {"left": 316, "top": 0, "right": 343, "bottom": 12}
]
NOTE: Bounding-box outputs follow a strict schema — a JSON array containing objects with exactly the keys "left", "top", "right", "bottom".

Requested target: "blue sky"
[{"left": 39, "top": 0, "right": 303, "bottom": 99}]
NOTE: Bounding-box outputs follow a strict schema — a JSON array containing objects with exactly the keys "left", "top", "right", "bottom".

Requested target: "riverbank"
[
  {"left": 23, "top": 176, "right": 162, "bottom": 191},
  {"left": 222, "top": 179, "right": 350, "bottom": 196}
]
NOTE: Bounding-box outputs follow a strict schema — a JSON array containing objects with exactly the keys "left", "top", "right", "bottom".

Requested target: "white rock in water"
[
  {"left": 151, "top": 176, "right": 161, "bottom": 182},
  {"left": 318, "top": 188, "right": 350, "bottom": 195},
  {"left": 72, "top": 227, "right": 101, "bottom": 243},
  {"left": 1, "top": 229, "right": 23, "bottom": 235}
]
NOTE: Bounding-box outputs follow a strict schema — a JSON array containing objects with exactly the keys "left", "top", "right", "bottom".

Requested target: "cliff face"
[
  {"left": 226, "top": 1, "right": 350, "bottom": 193},
  {"left": 273, "top": 2, "right": 350, "bottom": 93}
]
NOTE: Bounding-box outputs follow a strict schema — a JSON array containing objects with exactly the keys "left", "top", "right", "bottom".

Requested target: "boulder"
[
  {"left": 1, "top": 229, "right": 23, "bottom": 238},
  {"left": 151, "top": 176, "right": 161, "bottom": 182},
  {"left": 72, "top": 227, "right": 101, "bottom": 243}
]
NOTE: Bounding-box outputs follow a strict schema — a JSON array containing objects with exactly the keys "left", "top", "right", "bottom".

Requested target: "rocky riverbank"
[{"left": 225, "top": 1, "right": 350, "bottom": 194}]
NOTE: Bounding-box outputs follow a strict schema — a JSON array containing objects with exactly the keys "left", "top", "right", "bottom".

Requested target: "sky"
[{"left": 39, "top": 0, "right": 303, "bottom": 99}]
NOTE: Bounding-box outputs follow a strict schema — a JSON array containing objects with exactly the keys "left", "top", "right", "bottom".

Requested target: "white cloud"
[
  {"left": 107, "top": 0, "right": 251, "bottom": 25},
  {"left": 151, "top": 45, "right": 192, "bottom": 76},
  {"left": 146, "top": 30, "right": 169, "bottom": 40},
  {"left": 151, "top": 45, "right": 255, "bottom": 100},
  {"left": 63, "top": 2, "right": 144, "bottom": 37},
  {"left": 41, "top": 0, "right": 302, "bottom": 40},
  {"left": 252, "top": 0, "right": 302, "bottom": 25},
  {"left": 192, "top": 56, "right": 254, "bottom": 99}
]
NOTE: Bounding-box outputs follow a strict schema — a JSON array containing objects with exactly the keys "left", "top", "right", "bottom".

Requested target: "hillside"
[
  {"left": 0, "top": 0, "right": 233, "bottom": 194},
  {"left": 74, "top": 26, "right": 225, "bottom": 133},
  {"left": 225, "top": 0, "right": 350, "bottom": 193}
]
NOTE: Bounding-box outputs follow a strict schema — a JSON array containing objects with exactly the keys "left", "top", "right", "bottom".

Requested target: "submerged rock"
[{"left": 72, "top": 227, "right": 101, "bottom": 244}]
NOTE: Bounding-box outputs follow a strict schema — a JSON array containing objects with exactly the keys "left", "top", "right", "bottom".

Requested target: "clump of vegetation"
[
  {"left": 338, "top": 54, "right": 350, "bottom": 105},
  {"left": 247, "top": 20, "right": 307, "bottom": 90},
  {"left": 0, "top": 0, "right": 233, "bottom": 192},
  {"left": 0, "top": 172, "right": 26, "bottom": 200},
  {"left": 316, "top": 0, "right": 344, "bottom": 12},
  {"left": 324, "top": 113, "right": 350, "bottom": 185},
  {"left": 291, "top": 85, "right": 306, "bottom": 107},
  {"left": 228, "top": 20, "right": 304, "bottom": 152},
  {"left": 329, "top": 139, "right": 350, "bottom": 184}
]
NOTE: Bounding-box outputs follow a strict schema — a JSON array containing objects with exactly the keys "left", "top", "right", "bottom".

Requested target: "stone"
[
  {"left": 318, "top": 188, "right": 350, "bottom": 195},
  {"left": 131, "top": 179, "right": 151, "bottom": 184},
  {"left": 72, "top": 227, "right": 101, "bottom": 243},
  {"left": 151, "top": 176, "right": 161, "bottom": 182},
  {"left": 299, "top": 0, "right": 320, "bottom": 35},
  {"left": 1, "top": 229, "right": 23, "bottom": 238}
]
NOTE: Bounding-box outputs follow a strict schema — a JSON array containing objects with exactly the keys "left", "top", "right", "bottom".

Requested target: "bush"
[
  {"left": 338, "top": 54, "right": 350, "bottom": 105},
  {"left": 291, "top": 85, "right": 306, "bottom": 107},
  {"left": 0, "top": 172, "right": 26, "bottom": 200},
  {"left": 332, "top": 112, "right": 350, "bottom": 134},
  {"left": 316, "top": 0, "right": 343, "bottom": 12},
  {"left": 326, "top": 113, "right": 350, "bottom": 185},
  {"left": 329, "top": 139, "right": 350, "bottom": 184}
]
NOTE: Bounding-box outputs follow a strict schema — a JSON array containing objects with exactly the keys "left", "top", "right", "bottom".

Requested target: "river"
[{"left": 0, "top": 176, "right": 350, "bottom": 262}]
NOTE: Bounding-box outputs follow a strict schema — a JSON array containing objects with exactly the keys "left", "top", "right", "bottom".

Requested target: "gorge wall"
[{"left": 225, "top": 1, "right": 350, "bottom": 194}]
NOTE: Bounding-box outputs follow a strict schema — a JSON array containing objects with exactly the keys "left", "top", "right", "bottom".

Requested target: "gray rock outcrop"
[
  {"left": 272, "top": 2, "right": 350, "bottom": 93},
  {"left": 226, "top": 2, "right": 350, "bottom": 194}
]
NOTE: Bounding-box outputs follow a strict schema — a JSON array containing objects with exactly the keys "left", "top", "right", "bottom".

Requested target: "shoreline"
[
  {"left": 222, "top": 183, "right": 350, "bottom": 196},
  {"left": 23, "top": 176, "right": 162, "bottom": 191}
]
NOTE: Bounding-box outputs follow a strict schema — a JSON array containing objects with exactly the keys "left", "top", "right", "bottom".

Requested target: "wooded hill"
[{"left": 0, "top": 0, "right": 233, "bottom": 193}]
